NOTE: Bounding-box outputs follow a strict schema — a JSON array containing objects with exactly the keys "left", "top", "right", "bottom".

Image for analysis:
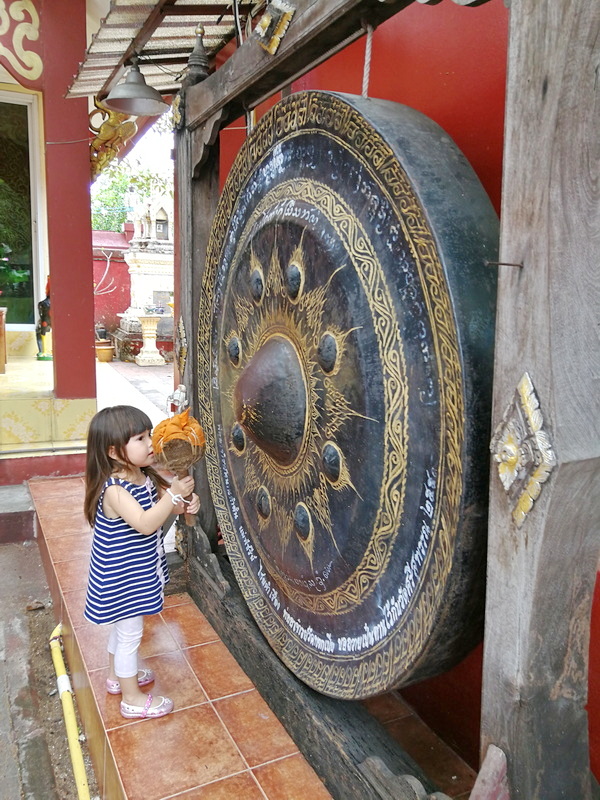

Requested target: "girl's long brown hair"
[{"left": 84, "top": 405, "right": 168, "bottom": 526}]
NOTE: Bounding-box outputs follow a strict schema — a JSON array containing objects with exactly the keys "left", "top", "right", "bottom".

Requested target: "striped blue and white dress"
[{"left": 84, "top": 476, "right": 169, "bottom": 625}]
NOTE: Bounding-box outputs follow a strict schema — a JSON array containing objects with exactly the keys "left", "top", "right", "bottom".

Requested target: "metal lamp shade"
[{"left": 103, "top": 64, "right": 168, "bottom": 117}]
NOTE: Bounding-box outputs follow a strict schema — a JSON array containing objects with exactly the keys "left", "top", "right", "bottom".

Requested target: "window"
[{"left": 155, "top": 208, "right": 169, "bottom": 241}]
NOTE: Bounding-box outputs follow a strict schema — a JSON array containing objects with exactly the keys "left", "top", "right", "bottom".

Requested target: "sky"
[{"left": 123, "top": 123, "right": 174, "bottom": 178}]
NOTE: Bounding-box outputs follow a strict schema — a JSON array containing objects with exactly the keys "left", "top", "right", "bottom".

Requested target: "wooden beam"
[
  {"left": 162, "top": 3, "right": 255, "bottom": 14},
  {"left": 185, "top": 0, "right": 416, "bottom": 130},
  {"left": 481, "top": 0, "right": 600, "bottom": 796}
]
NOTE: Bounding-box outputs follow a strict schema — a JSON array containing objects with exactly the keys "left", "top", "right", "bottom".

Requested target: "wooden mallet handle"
[{"left": 176, "top": 470, "right": 197, "bottom": 526}]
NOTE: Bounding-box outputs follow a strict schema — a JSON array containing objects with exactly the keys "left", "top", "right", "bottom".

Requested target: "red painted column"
[{"left": 41, "top": 0, "right": 95, "bottom": 399}]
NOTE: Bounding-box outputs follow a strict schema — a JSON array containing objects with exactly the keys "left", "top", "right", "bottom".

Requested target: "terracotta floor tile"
[
  {"left": 108, "top": 704, "right": 246, "bottom": 800},
  {"left": 63, "top": 587, "right": 88, "bottom": 628},
  {"left": 37, "top": 508, "right": 90, "bottom": 538},
  {"left": 361, "top": 691, "right": 413, "bottom": 724},
  {"left": 90, "top": 650, "right": 208, "bottom": 731},
  {"left": 253, "top": 753, "right": 332, "bottom": 800},
  {"left": 34, "top": 484, "right": 474, "bottom": 800},
  {"left": 146, "top": 649, "right": 207, "bottom": 712},
  {"left": 214, "top": 689, "right": 298, "bottom": 768},
  {"left": 102, "top": 749, "right": 127, "bottom": 800},
  {"left": 45, "top": 530, "right": 92, "bottom": 563},
  {"left": 184, "top": 641, "right": 254, "bottom": 700},
  {"left": 37, "top": 531, "right": 61, "bottom": 610},
  {"left": 173, "top": 771, "right": 267, "bottom": 799},
  {"left": 163, "top": 591, "right": 193, "bottom": 608},
  {"left": 385, "top": 715, "right": 476, "bottom": 797},
  {"left": 160, "top": 602, "right": 220, "bottom": 648},
  {"left": 88, "top": 667, "right": 125, "bottom": 730},
  {"left": 54, "top": 554, "right": 90, "bottom": 592},
  {"left": 138, "top": 613, "right": 180, "bottom": 658},
  {"left": 76, "top": 620, "right": 111, "bottom": 671},
  {"left": 29, "top": 476, "right": 84, "bottom": 504},
  {"left": 36, "top": 493, "right": 85, "bottom": 516}
]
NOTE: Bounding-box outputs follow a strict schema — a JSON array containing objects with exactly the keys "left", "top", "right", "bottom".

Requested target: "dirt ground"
[{"left": 27, "top": 602, "right": 100, "bottom": 800}]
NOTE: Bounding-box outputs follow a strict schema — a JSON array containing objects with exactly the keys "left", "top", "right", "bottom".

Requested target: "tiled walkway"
[
  {"left": 31, "top": 476, "right": 333, "bottom": 800},
  {"left": 30, "top": 474, "right": 476, "bottom": 800}
]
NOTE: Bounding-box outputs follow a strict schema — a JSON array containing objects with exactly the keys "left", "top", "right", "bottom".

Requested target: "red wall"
[
  {"left": 92, "top": 252, "right": 131, "bottom": 333},
  {"left": 293, "top": 0, "right": 507, "bottom": 213},
  {"left": 41, "top": 0, "right": 96, "bottom": 399}
]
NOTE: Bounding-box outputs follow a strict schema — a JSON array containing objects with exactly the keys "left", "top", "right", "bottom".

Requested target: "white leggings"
[{"left": 107, "top": 616, "right": 144, "bottom": 679}]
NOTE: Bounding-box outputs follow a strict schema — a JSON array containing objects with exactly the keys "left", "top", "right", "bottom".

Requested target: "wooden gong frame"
[{"left": 174, "top": 0, "right": 600, "bottom": 797}]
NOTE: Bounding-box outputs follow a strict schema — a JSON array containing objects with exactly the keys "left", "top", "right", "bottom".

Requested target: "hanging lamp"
[{"left": 103, "top": 58, "right": 168, "bottom": 117}]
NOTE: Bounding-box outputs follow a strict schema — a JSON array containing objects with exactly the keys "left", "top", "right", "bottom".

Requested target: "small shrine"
[{"left": 111, "top": 193, "right": 174, "bottom": 363}]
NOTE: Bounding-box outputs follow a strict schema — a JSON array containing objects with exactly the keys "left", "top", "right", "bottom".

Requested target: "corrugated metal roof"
[{"left": 67, "top": 0, "right": 262, "bottom": 101}]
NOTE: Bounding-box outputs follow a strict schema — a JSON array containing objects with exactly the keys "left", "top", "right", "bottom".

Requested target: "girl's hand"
[
  {"left": 170, "top": 475, "right": 195, "bottom": 498},
  {"left": 170, "top": 496, "right": 188, "bottom": 515},
  {"left": 186, "top": 493, "right": 200, "bottom": 515}
]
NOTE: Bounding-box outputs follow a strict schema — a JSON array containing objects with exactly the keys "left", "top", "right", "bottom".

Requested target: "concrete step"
[{"left": 0, "top": 484, "right": 36, "bottom": 544}]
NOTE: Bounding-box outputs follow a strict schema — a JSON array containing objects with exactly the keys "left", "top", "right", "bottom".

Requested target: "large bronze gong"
[{"left": 198, "top": 91, "right": 498, "bottom": 699}]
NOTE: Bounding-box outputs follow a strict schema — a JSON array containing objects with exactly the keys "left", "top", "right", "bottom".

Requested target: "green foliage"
[
  {"left": 90, "top": 148, "right": 173, "bottom": 232},
  {"left": 0, "top": 177, "right": 31, "bottom": 253},
  {"left": 91, "top": 165, "right": 132, "bottom": 232}
]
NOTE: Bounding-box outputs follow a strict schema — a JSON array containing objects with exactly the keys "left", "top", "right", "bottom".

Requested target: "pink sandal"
[
  {"left": 120, "top": 694, "right": 174, "bottom": 719},
  {"left": 106, "top": 668, "right": 155, "bottom": 695}
]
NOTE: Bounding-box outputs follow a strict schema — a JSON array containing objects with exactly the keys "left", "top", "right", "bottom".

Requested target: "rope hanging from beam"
[{"left": 362, "top": 24, "right": 373, "bottom": 98}]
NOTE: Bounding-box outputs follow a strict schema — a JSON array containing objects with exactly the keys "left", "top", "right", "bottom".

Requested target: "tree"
[{"left": 90, "top": 131, "right": 174, "bottom": 232}]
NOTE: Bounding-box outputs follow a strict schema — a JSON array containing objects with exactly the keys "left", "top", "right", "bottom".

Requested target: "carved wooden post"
[
  {"left": 482, "top": 0, "right": 600, "bottom": 796},
  {"left": 173, "top": 26, "right": 220, "bottom": 546},
  {"left": 175, "top": 122, "right": 221, "bottom": 546}
]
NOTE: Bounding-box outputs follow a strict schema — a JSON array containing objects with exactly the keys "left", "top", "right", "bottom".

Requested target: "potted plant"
[{"left": 94, "top": 321, "right": 114, "bottom": 362}]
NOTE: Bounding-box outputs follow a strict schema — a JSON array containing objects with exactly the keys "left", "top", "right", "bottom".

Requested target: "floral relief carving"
[
  {"left": 491, "top": 371, "right": 557, "bottom": 528},
  {"left": 0, "top": 0, "right": 42, "bottom": 81}
]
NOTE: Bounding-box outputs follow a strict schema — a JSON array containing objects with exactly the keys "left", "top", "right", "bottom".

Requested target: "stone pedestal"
[
  {"left": 135, "top": 315, "right": 166, "bottom": 366},
  {"left": 112, "top": 312, "right": 173, "bottom": 362}
]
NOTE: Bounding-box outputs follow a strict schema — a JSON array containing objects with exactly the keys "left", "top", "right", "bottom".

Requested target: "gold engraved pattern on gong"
[
  {"left": 298, "top": 269, "right": 337, "bottom": 334},
  {"left": 199, "top": 92, "right": 465, "bottom": 694},
  {"left": 228, "top": 177, "right": 408, "bottom": 615},
  {"left": 323, "top": 377, "right": 362, "bottom": 439},
  {"left": 232, "top": 260, "right": 322, "bottom": 493},
  {"left": 227, "top": 246, "right": 331, "bottom": 558},
  {"left": 307, "top": 473, "right": 335, "bottom": 550}
]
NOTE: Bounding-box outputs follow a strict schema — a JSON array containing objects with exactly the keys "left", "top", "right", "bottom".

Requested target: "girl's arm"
[{"left": 103, "top": 475, "right": 195, "bottom": 535}]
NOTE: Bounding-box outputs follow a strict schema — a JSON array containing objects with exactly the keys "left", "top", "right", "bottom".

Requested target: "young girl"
[{"left": 83, "top": 405, "right": 200, "bottom": 720}]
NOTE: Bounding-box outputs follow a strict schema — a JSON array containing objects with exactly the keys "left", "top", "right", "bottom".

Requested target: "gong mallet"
[{"left": 152, "top": 408, "right": 206, "bottom": 525}]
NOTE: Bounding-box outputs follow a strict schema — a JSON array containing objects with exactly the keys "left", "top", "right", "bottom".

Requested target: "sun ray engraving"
[
  {"left": 233, "top": 293, "right": 255, "bottom": 332},
  {"left": 323, "top": 377, "right": 377, "bottom": 438},
  {"left": 223, "top": 232, "right": 360, "bottom": 566}
]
